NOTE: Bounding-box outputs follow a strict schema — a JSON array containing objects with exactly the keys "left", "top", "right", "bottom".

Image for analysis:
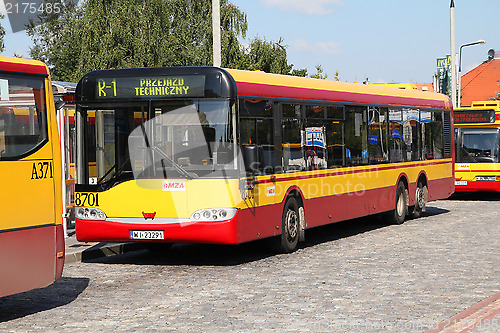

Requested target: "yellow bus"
[
  {"left": 454, "top": 101, "right": 500, "bottom": 192},
  {"left": 373, "top": 83, "right": 418, "bottom": 90},
  {"left": 74, "top": 67, "right": 454, "bottom": 253},
  {"left": 0, "top": 57, "right": 64, "bottom": 297}
]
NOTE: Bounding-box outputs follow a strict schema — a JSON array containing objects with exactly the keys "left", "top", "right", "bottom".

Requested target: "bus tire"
[
  {"left": 386, "top": 181, "right": 407, "bottom": 225},
  {"left": 271, "top": 197, "right": 300, "bottom": 253},
  {"left": 410, "top": 182, "right": 427, "bottom": 219}
]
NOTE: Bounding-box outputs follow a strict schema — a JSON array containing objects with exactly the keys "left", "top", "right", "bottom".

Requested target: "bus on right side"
[{"left": 454, "top": 101, "right": 500, "bottom": 192}]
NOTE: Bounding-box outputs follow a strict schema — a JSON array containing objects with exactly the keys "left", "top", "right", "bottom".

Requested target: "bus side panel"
[
  {"left": 0, "top": 226, "right": 57, "bottom": 297},
  {"left": 236, "top": 204, "right": 282, "bottom": 243},
  {"left": 302, "top": 185, "right": 395, "bottom": 228},
  {"left": 428, "top": 177, "right": 455, "bottom": 201}
]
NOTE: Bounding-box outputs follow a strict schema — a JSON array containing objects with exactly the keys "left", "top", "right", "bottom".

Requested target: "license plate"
[
  {"left": 130, "top": 230, "right": 164, "bottom": 240},
  {"left": 476, "top": 176, "right": 495, "bottom": 181},
  {"left": 455, "top": 181, "right": 467, "bottom": 186}
]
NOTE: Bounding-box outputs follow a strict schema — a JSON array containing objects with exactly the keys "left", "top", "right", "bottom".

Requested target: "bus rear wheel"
[
  {"left": 270, "top": 197, "right": 300, "bottom": 253},
  {"left": 410, "top": 181, "right": 427, "bottom": 219},
  {"left": 386, "top": 181, "right": 407, "bottom": 225}
]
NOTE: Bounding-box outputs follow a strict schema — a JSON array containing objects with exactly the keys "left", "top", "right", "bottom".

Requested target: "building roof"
[
  {"left": 415, "top": 83, "right": 434, "bottom": 92},
  {"left": 461, "top": 59, "right": 500, "bottom": 106}
]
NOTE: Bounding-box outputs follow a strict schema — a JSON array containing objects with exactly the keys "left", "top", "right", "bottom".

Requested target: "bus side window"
[
  {"left": 388, "top": 108, "right": 405, "bottom": 162},
  {"left": 325, "top": 106, "right": 344, "bottom": 168},
  {"left": 345, "top": 106, "right": 368, "bottom": 166},
  {"left": 239, "top": 99, "right": 275, "bottom": 174},
  {"left": 304, "top": 105, "right": 327, "bottom": 170},
  {"left": 282, "top": 104, "right": 304, "bottom": 172},
  {"left": 423, "top": 111, "right": 444, "bottom": 159},
  {"left": 0, "top": 77, "right": 48, "bottom": 159},
  {"left": 368, "top": 107, "right": 388, "bottom": 164}
]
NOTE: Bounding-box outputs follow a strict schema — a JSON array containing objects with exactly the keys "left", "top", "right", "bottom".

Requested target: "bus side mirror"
[
  {"left": 54, "top": 99, "right": 66, "bottom": 110},
  {"left": 242, "top": 144, "right": 264, "bottom": 174}
]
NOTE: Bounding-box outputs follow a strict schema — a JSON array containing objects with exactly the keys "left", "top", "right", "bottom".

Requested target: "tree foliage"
[
  {"left": 242, "top": 37, "right": 292, "bottom": 75},
  {"left": 28, "top": 0, "right": 310, "bottom": 81},
  {"left": 0, "top": 15, "right": 6, "bottom": 52},
  {"left": 310, "top": 64, "right": 328, "bottom": 80}
]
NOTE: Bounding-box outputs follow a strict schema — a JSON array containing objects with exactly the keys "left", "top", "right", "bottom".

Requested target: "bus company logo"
[
  {"left": 456, "top": 164, "right": 470, "bottom": 170},
  {"left": 142, "top": 211, "right": 156, "bottom": 220},
  {"left": 266, "top": 186, "right": 276, "bottom": 197},
  {"left": 162, "top": 180, "right": 186, "bottom": 191}
]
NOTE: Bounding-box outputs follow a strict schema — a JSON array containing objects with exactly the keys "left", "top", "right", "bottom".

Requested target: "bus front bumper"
[
  {"left": 455, "top": 179, "right": 500, "bottom": 192},
  {"left": 75, "top": 214, "right": 240, "bottom": 245}
]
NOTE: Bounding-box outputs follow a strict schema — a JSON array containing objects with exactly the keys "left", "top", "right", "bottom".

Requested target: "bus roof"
[
  {"left": 0, "top": 56, "right": 49, "bottom": 76},
  {"left": 76, "top": 67, "right": 451, "bottom": 109},
  {"left": 226, "top": 68, "right": 451, "bottom": 110}
]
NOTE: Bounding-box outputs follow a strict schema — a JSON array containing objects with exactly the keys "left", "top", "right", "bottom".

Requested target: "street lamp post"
[
  {"left": 212, "top": 0, "right": 222, "bottom": 67},
  {"left": 458, "top": 40, "right": 486, "bottom": 107},
  {"left": 450, "top": 0, "right": 456, "bottom": 107}
]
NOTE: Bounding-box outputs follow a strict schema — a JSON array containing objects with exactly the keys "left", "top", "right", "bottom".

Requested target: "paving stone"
[{"left": 0, "top": 196, "right": 499, "bottom": 332}]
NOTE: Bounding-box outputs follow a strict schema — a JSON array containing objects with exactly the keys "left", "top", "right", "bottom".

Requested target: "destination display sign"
[
  {"left": 95, "top": 75, "right": 206, "bottom": 99},
  {"left": 454, "top": 110, "right": 495, "bottom": 124}
]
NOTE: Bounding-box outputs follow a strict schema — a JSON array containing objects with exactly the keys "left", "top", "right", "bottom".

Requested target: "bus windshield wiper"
[
  {"left": 151, "top": 146, "right": 198, "bottom": 179},
  {"left": 137, "top": 123, "right": 197, "bottom": 179},
  {"left": 96, "top": 157, "right": 131, "bottom": 188}
]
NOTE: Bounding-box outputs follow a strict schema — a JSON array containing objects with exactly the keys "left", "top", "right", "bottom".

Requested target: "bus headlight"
[
  {"left": 190, "top": 208, "right": 237, "bottom": 222},
  {"left": 76, "top": 207, "right": 107, "bottom": 221}
]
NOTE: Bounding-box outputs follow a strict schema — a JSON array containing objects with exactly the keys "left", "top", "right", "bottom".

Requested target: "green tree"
[
  {"left": 0, "top": 15, "right": 6, "bottom": 52},
  {"left": 290, "top": 68, "right": 308, "bottom": 77},
  {"left": 28, "top": 0, "right": 303, "bottom": 81},
  {"left": 310, "top": 64, "right": 327, "bottom": 80},
  {"left": 27, "top": 0, "right": 81, "bottom": 80},
  {"left": 241, "top": 37, "right": 293, "bottom": 75},
  {"left": 28, "top": 0, "right": 248, "bottom": 81}
]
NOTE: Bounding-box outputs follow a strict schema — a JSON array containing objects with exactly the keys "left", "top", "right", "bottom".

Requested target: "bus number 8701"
[{"left": 75, "top": 192, "right": 99, "bottom": 207}]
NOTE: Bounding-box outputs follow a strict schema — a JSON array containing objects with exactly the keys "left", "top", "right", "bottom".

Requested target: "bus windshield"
[
  {"left": 457, "top": 128, "right": 500, "bottom": 163},
  {"left": 80, "top": 99, "right": 239, "bottom": 188}
]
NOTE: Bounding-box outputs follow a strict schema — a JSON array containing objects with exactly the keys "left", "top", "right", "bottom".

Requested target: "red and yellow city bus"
[
  {"left": 0, "top": 57, "right": 64, "bottom": 297},
  {"left": 74, "top": 67, "right": 454, "bottom": 253},
  {"left": 454, "top": 101, "right": 500, "bottom": 192}
]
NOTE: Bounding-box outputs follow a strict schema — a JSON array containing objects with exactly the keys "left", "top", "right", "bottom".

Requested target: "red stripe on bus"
[
  {"left": 455, "top": 170, "right": 500, "bottom": 173},
  {"left": 0, "top": 61, "right": 48, "bottom": 75},
  {"left": 257, "top": 160, "right": 452, "bottom": 185},
  {"left": 236, "top": 82, "right": 450, "bottom": 109}
]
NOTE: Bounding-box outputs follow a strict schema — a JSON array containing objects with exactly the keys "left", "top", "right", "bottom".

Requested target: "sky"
[{"left": 1, "top": 0, "right": 499, "bottom": 84}]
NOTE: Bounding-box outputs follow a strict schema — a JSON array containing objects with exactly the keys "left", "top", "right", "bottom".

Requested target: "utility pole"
[
  {"left": 212, "top": 0, "right": 222, "bottom": 67},
  {"left": 450, "top": 0, "right": 457, "bottom": 107}
]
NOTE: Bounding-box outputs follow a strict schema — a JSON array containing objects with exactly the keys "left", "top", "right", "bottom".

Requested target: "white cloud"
[
  {"left": 260, "top": 0, "right": 344, "bottom": 15},
  {"left": 293, "top": 39, "right": 342, "bottom": 56}
]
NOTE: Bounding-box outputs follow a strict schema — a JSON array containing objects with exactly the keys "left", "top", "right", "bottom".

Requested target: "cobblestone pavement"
[{"left": 1, "top": 194, "right": 499, "bottom": 332}]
